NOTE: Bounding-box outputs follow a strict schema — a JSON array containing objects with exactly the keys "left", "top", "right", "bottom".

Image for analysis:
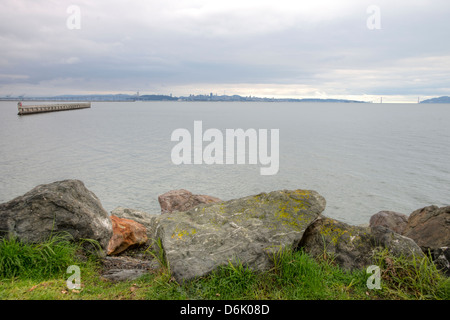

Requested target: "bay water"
[{"left": 1, "top": 101, "right": 449, "bottom": 225}]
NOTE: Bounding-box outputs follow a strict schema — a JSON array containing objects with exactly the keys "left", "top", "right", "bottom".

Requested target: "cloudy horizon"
[{"left": 1, "top": 0, "right": 449, "bottom": 103}]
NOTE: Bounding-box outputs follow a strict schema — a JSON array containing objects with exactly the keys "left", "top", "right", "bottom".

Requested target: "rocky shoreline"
[{"left": 0, "top": 179, "right": 448, "bottom": 282}]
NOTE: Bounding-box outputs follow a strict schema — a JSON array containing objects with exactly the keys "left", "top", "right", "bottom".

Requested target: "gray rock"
[
  {"left": 299, "top": 217, "right": 424, "bottom": 271},
  {"left": 299, "top": 217, "right": 375, "bottom": 270},
  {"left": 371, "top": 226, "right": 424, "bottom": 258},
  {"left": 101, "top": 255, "right": 160, "bottom": 281},
  {"left": 111, "top": 207, "right": 154, "bottom": 224},
  {"left": 403, "top": 205, "right": 450, "bottom": 275},
  {"left": 369, "top": 210, "right": 408, "bottom": 234},
  {"left": 102, "top": 255, "right": 158, "bottom": 270},
  {"left": 101, "top": 269, "right": 148, "bottom": 282},
  {"left": 155, "top": 189, "right": 326, "bottom": 282},
  {"left": 431, "top": 247, "right": 450, "bottom": 276},
  {"left": 0, "top": 180, "right": 112, "bottom": 251}
]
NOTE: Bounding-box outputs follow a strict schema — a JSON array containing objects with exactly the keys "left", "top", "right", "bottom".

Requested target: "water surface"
[{"left": 1, "top": 101, "right": 449, "bottom": 225}]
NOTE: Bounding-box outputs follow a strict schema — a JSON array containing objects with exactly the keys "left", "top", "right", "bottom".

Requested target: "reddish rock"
[
  {"left": 369, "top": 210, "right": 408, "bottom": 234},
  {"left": 403, "top": 205, "right": 450, "bottom": 249},
  {"left": 158, "top": 189, "right": 221, "bottom": 214},
  {"left": 107, "top": 215, "right": 148, "bottom": 255}
]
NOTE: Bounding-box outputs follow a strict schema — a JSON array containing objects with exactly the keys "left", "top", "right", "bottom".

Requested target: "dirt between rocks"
[{"left": 100, "top": 253, "right": 160, "bottom": 282}]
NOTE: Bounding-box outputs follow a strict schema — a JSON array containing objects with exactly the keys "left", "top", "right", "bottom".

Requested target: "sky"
[{"left": 1, "top": 0, "right": 449, "bottom": 103}]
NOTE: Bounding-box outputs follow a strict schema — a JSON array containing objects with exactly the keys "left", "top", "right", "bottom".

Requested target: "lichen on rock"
[
  {"left": 299, "top": 216, "right": 424, "bottom": 271},
  {"left": 155, "top": 189, "right": 326, "bottom": 282}
]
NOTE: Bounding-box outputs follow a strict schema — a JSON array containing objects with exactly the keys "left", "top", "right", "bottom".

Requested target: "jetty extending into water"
[{"left": 17, "top": 102, "right": 91, "bottom": 115}]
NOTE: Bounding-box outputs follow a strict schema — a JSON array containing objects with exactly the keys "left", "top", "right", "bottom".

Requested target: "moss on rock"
[{"left": 155, "top": 189, "right": 326, "bottom": 281}]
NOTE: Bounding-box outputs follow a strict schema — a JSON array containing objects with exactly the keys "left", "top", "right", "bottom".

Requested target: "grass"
[
  {"left": 0, "top": 232, "right": 83, "bottom": 280},
  {"left": 372, "top": 248, "right": 450, "bottom": 299},
  {"left": 0, "top": 235, "right": 449, "bottom": 300}
]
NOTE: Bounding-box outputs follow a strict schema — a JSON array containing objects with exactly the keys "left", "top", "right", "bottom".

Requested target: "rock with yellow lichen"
[
  {"left": 155, "top": 189, "right": 326, "bottom": 282},
  {"left": 299, "top": 216, "right": 424, "bottom": 271}
]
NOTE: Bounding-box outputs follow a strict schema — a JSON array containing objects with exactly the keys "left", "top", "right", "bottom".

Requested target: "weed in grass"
[
  {"left": 372, "top": 248, "right": 450, "bottom": 300},
  {"left": 145, "top": 238, "right": 169, "bottom": 272}
]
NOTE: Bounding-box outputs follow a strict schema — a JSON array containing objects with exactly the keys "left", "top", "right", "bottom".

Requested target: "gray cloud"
[{"left": 1, "top": 0, "right": 449, "bottom": 101}]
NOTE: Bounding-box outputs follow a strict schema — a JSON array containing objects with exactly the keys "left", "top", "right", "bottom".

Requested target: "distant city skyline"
[
  {"left": 1, "top": 1, "right": 449, "bottom": 104},
  {"left": 3, "top": 91, "right": 446, "bottom": 104}
]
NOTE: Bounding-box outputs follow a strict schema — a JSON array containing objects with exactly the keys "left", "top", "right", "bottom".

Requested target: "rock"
[
  {"left": 101, "top": 269, "right": 147, "bottom": 282},
  {"left": 111, "top": 207, "right": 161, "bottom": 245},
  {"left": 155, "top": 189, "right": 326, "bottom": 282},
  {"left": 370, "top": 226, "right": 424, "bottom": 258},
  {"left": 432, "top": 247, "right": 450, "bottom": 276},
  {"left": 158, "top": 189, "right": 222, "bottom": 214},
  {"left": 102, "top": 256, "right": 159, "bottom": 270},
  {"left": 403, "top": 205, "right": 450, "bottom": 249},
  {"left": 369, "top": 210, "right": 408, "bottom": 234},
  {"left": 0, "top": 179, "right": 112, "bottom": 251},
  {"left": 101, "top": 255, "right": 159, "bottom": 281},
  {"left": 111, "top": 207, "right": 154, "bottom": 225},
  {"left": 107, "top": 215, "right": 148, "bottom": 255},
  {"left": 299, "top": 217, "right": 424, "bottom": 271},
  {"left": 403, "top": 205, "right": 450, "bottom": 275},
  {"left": 299, "top": 217, "right": 375, "bottom": 270}
]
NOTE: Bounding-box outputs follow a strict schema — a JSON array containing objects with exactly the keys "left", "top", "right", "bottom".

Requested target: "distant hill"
[
  {"left": 138, "top": 95, "right": 177, "bottom": 101},
  {"left": 420, "top": 96, "right": 450, "bottom": 103}
]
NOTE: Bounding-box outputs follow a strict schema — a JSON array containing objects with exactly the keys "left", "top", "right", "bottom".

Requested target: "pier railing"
[{"left": 17, "top": 102, "right": 91, "bottom": 115}]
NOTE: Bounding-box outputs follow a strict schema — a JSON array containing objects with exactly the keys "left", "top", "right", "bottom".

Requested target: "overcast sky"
[{"left": 1, "top": 0, "right": 449, "bottom": 102}]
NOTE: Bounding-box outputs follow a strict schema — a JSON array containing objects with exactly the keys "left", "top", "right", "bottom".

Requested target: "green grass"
[
  {"left": 0, "top": 233, "right": 85, "bottom": 280},
  {"left": 372, "top": 248, "right": 450, "bottom": 299},
  {"left": 0, "top": 235, "right": 449, "bottom": 300}
]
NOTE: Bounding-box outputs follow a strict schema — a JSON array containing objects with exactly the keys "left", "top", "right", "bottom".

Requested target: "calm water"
[{"left": 1, "top": 101, "right": 449, "bottom": 225}]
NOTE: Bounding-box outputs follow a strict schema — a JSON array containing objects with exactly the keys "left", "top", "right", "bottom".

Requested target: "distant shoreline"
[
  {"left": 0, "top": 94, "right": 367, "bottom": 103},
  {"left": 1, "top": 94, "right": 449, "bottom": 103}
]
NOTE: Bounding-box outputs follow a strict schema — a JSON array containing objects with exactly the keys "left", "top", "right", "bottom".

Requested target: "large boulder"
[
  {"left": 158, "top": 189, "right": 222, "bottom": 213},
  {"left": 0, "top": 180, "right": 112, "bottom": 251},
  {"left": 369, "top": 210, "right": 408, "bottom": 234},
  {"left": 155, "top": 189, "right": 326, "bottom": 282},
  {"left": 299, "top": 217, "right": 424, "bottom": 271},
  {"left": 107, "top": 215, "right": 148, "bottom": 255},
  {"left": 403, "top": 205, "right": 450, "bottom": 275}
]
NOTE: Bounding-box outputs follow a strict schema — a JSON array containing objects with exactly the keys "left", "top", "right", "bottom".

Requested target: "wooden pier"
[{"left": 17, "top": 102, "right": 91, "bottom": 115}]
